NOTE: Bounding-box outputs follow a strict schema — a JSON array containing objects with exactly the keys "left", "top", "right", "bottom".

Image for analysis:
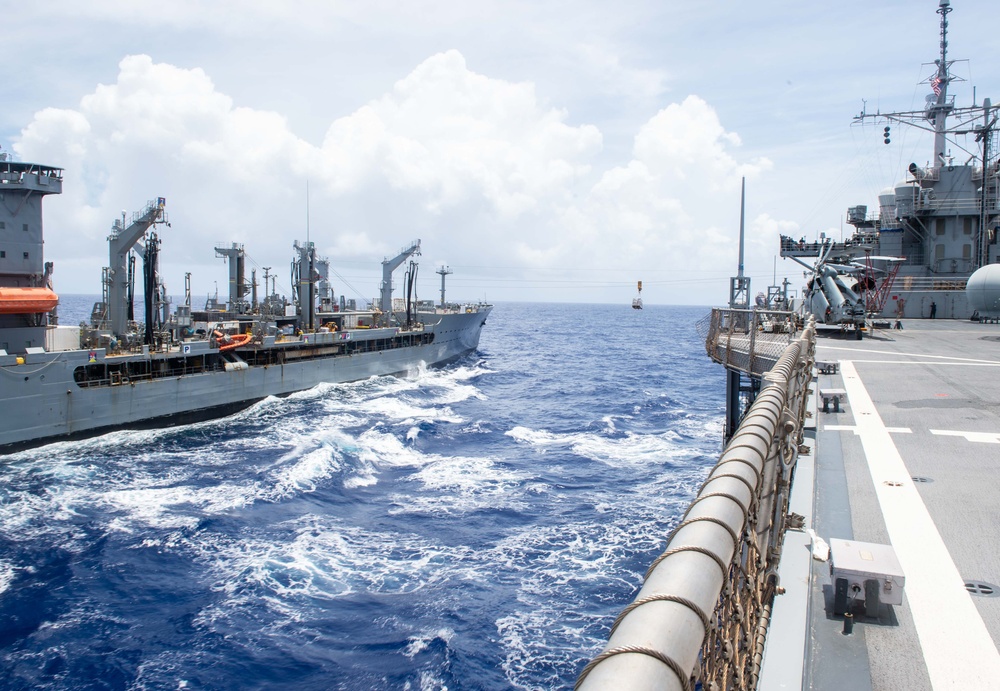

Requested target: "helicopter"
[{"left": 783, "top": 237, "right": 903, "bottom": 339}]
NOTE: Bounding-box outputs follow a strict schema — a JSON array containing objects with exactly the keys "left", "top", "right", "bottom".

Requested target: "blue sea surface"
[{"left": 0, "top": 300, "right": 725, "bottom": 689}]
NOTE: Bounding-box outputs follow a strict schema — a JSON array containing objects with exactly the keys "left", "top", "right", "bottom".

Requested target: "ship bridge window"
[
  {"left": 0, "top": 222, "right": 4, "bottom": 229},
  {"left": 22, "top": 223, "right": 27, "bottom": 232},
  {"left": 0, "top": 251, "right": 5, "bottom": 258},
  {"left": 964, "top": 218, "right": 975, "bottom": 235},
  {"left": 935, "top": 219, "right": 946, "bottom": 236}
]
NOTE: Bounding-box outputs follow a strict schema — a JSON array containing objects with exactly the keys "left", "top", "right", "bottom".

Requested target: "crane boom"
[
  {"left": 107, "top": 198, "right": 167, "bottom": 338},
  {"left": 379, "top": 239, "right": 421, "bottom": 325}
]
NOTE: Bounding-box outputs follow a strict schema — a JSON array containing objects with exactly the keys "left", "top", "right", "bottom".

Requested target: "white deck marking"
[
  {"left": 840, "top": 360, "right": 1000, "bottom": 689},
  {"left": 930, "top": 429, "right": 1000, "bottom": 444},
  {"left": 832, "top": 360, "right": 1000, "bottom": 367},
  {"left": 824, "top": 425, "right": 911, "bottom": 434},
  {"left": 819, "top": 345, "right": 1000, "bottom": 365}
]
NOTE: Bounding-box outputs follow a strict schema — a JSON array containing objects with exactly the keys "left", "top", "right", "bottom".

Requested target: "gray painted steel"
[
  {"left": 778, "top": 1, "right": 1000, "bottom": 324},
  {"left": 0, "top": 152, "right": 491, "bottom": 452},
  {"left": 0, "top": 308, "right": 490, "bottom": 451}
]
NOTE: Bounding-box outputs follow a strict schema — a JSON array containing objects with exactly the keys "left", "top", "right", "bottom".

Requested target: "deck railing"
[
  {"left": 698, "top": 308, "right": 800, "bottom": 377},
  {"left": 893, "top": 275, "right": 968, "bottom": 291},
  {"left": 576, "top": 315, "right": 816, "bottom": 691}
]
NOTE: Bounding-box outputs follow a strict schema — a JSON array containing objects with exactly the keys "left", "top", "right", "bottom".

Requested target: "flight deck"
[{"left": 762, "top": 320, "right": 1000, "bottom": 690}]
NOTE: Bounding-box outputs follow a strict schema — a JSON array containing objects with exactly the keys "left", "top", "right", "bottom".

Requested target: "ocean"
[{"left": 0, "top": 300, "right": 724, "bottom": 690}]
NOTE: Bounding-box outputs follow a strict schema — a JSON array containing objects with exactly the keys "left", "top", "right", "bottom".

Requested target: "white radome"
[{"left": 966, "top": 264, "right": 1000, "bottom": 316}]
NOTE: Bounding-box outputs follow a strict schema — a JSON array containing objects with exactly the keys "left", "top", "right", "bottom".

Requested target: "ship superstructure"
[
  {"left": 0, "top": 154, "right": 62, "bottom": 354},
  {"left": 0, "top": 153, "right": 491, "bottom": 452},
  {"left": 781, "top": 0, "right": 1000, "bottom": 321}
]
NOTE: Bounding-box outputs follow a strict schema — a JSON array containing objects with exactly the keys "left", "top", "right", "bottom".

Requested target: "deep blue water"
[{"left": 0, "top": 301, "right": 725, "bottom": 690}]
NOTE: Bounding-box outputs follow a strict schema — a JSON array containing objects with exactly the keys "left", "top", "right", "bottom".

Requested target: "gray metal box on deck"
[{"left": 829, "top": 538, "right": 905, "bottom": 611}]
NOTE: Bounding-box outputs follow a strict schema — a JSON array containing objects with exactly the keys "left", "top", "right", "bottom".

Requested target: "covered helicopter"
[{"left": 781, "top": 235, "right": 903, "bottom": 339}]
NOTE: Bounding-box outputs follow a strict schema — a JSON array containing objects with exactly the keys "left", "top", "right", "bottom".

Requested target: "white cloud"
[
  {"left": 7, "top": 0, "right": 999, "bottom": 305},
  {"left": 506, "top": 96, "right": 774, "bottom": 299},
  {"left": 14, "top": 50, "right": 786, "bottom": 305},
  {"left": 318, "top": 50, "right": 602, "bottom": 217},
  {"left": 634, "top": 96, "right": 770, "bottom": 185}
]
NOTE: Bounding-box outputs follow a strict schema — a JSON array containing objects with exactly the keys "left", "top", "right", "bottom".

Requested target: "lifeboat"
[{"left": 0, "top": 287, "right": 59, "bottom": 314}]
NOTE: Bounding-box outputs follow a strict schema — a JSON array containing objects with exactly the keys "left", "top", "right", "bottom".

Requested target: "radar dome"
[{"left": 966, "top": 264, "right": 1000, "bottom": 316}]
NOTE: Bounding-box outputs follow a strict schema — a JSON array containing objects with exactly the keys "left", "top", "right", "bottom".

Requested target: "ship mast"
[
  {"left": 436, "top": 265, "right": 452, "bottom": 308},
  {"left": 930, "top": 0, "right": 953, "bottom": 164},
  {"left": 852, "top": 0, "right": 999, "bottom": 270},
  {"left": 852, "top": 0, "right": 995, "bottom": 162},
  {"left": 853, "top": 0, "right": 968, "bottom": 164}
]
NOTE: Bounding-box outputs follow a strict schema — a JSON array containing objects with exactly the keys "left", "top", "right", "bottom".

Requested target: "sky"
[{"left": 4, "top": 1, "right": 999, "bottom": 306}]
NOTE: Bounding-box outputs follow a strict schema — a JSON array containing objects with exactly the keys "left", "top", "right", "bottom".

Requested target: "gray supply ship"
[
  {"left": 0, "top": 157, "right": 491, "bottom": 452},
  {"left": 779, "top": 0, "right": 1000, "bottom": 326}
]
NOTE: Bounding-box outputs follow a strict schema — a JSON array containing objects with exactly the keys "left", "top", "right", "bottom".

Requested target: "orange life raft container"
[{"left": 0, "top": 287, "right": 59, "bottom": 314}]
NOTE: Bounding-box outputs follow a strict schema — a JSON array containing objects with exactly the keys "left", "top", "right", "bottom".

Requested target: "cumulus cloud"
[
  {"left": 318, "top": 49, "right": 602, "bottom": 216},
  {"left": 14, "top": 51, "right": 779, "bottom": 304},
  {"left": 634, "top": 96, "right": 766, "bottom": 185}
]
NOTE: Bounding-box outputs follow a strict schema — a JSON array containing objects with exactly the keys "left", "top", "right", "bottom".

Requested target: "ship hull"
[{"left": 0, "top": 308, "right": 491, "bottom": 453}]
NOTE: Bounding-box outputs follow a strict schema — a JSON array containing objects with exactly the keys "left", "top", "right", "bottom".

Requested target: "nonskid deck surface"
[{"left": 764, "top": 319, "right": 1000, "bottom": 690}]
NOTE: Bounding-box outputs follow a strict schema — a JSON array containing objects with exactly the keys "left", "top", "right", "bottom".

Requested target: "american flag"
[{"left": 931, "top": 76, "right": 943, "bottom": 96}]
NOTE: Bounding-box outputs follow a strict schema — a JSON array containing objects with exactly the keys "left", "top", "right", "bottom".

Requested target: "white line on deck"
[
  {"left": 930, "top": 429, "right": 1000, "bottom": 444},
  {"left": 818, "top": 345, "right": 1000, "bottom": 365},
  {"left": 824, "top": 360, "right": 1000, "bottom": 367},
  {"left": 828, "top": 426, "right": 1000, "bottom": 442},
  {"left": 840, "top": 360, "right": 1000, "bottom": 688},
  {"left": 824, "top": 425, "right": 912, "bottom": 434}
]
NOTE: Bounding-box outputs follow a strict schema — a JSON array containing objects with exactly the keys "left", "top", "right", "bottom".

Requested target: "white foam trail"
[
  {"left": 343, "top": 429, "right": 426, "bottom": 489},
  {"left": 195, "top": 516, "right": 479, "bottom": 622},
  {"left": 389, "top": 453, "right": 525, "bottom": 515},
  {"left": 5, "top": 356, "right": 489, "bottom": 464},
  {"left": 0, "top": 561, "right": 16, "bottom": 595},
  {"left": 419, "top": 670, "right": 450, "bottom": 691},
  {"left": 0, "top": 422, "right": 359, "bottom": 538},
  {"left": 7, "top": 395, "right": 296, "bottom": 462},
  {"left": 357, "top": 395, "right": 462, "bottom": 423},
  {"left": 506, "top": 425, "right": 700, "bottom": 467},
  {"left": 403, "top": 627, "right": 455, "bottom": 658},
  {"left": 356, "top": 429, "right": 434, "bottom": 469},
  {"left": 0, "top": 480, "right": 94, "bottom": 545},
  {"left": 263, "top": 444, "right": 344, "bottom": 501},
  {"left": 101, "top": 482, "right": 256, "bottom": 531},
  {"left": 505, "top": 426, "right": 561, "bottom": 446}
]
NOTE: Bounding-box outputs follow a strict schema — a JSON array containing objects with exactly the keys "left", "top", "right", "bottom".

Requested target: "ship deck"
[{"left": 760, "top": 319, "right": 1000, "bottom": 690}]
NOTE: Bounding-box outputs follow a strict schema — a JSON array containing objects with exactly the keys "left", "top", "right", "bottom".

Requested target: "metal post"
[{"left": 437, "top": 266, "right": 452, "bottom": 307}]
